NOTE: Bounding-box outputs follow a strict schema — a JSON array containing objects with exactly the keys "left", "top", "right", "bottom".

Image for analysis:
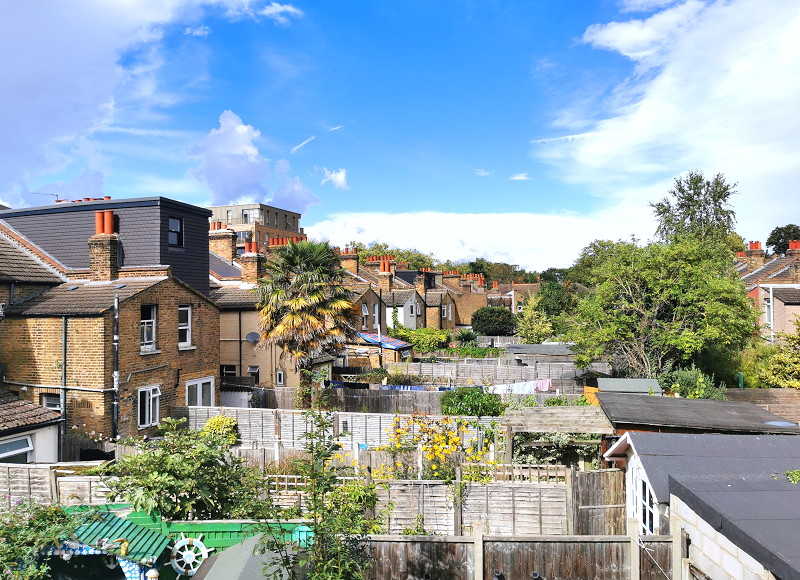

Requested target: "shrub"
[
  {"left": 201, "top": 415, "right": 239, "bottom": 445},
  {"left": 356, "top": 367, "right": 389, "bottom": 383},
  {"left": 471, "top": 307, "right": 517, "bottom": 336},
  {"left": 387, "top": 373, "right": 423, "bottom": 386},
  {"left": 657, "top": 365, "right": 727, "bottom": 399},
  {"left": 440, "top": 387, "right": 506, "bottom": 417},
  {"left": 544, "top": 395, "right": 568, "bottom": 407},
  {"left": 454, "top": 329, "right": 478, "bottom": 347}
]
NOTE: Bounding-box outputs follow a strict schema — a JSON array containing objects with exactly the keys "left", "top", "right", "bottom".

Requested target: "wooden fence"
[
  {"left": 572, "top": 468, "right": 626, "bottom": 536},
  {"left": 386, "top": 361, "right": 582, "bottom": 388},
  {"left": 367, "top": 534, "right": 673, "bottom": 580},
  {"left": 0, "top": 463, "right": 110, "bottom": 506}
]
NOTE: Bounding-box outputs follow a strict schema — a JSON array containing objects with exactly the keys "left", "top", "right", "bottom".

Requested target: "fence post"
[
  {"left": 454, "top": 466, "right": 463, "bottom": 536},
  {"left": 565, "top": 466, "right": 575, "bottom": 534},
  {"left": 473, "top": 525, "right": 484, "bottom": 580},
  {"left": 670, "top": 512, "right": 682, "bottom": 580},
  {"left": 628, "top": 518, "right": 640, "bottom": 580}
]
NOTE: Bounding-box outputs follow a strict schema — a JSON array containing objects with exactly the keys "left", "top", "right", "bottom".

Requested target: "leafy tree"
[
  {"left": 651, "top": 170, "right": 737, "bottom": 241},
  {"left": 258, "top": 406, "right": 378, "bottom": 580},
  {"left": 256, "top": 240, "right": 358, "bottom": 401},
  {"left": 99, "top": 418, "right": 262, "bottom": 520},
  {"left": 347, "top": 241, "right": 436, "bottom": 270},
  {"left": 440, "top": 387, "right": 506, "bottom": 417},
  {"left": 657, "top": 365, "right": 727, "bottom": 399},
  {"left": 471, "top": 306, "right": 517, "bottom": 336},
  {"left": 565, "top": 237, "right": 758, "bottom": 379},
  {"left": 737, "top": 341, "right": 779, "bottom": 388},
  {"left": 517, "top": 298, "right": 554, "bottom": 344},
  {"left": 759, "top": 321, "right": 800, "bottom": 389},
  {"left": 766, "top": 224, "right": 800, "bottom": 255},
  {"left": 567, "top": 240, "right": 619, "bottom": 287},
  {"left": 539, "top": 267, "right": 569, "bottom": 283}
]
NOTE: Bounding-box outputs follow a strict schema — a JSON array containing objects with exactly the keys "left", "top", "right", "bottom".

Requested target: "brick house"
[
  {"left": 208, "top": 202, "right": 306, "bottom": 256},
  {"left": 0, "top": 198, "right": 220, "bottom": 440}
]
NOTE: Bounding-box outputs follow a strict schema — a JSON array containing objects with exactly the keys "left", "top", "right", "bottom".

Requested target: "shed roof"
[
  {"left": 597, "top": 392, "right": 800, "bottom": 434},
  {"left": 596, "top": 378, "right": 662, "bottom": 394},
  {"left": 73, "top": 511, "right": 171, "bottom": 565},
  {"left": 0, "top": 391, "right": 62, "bottom": 434},
  {"left": 503, "top": 406, "right": 615, "bottom": 435},
  {"left": 209, "top": 286, "right": 258, "bottom": 310}
]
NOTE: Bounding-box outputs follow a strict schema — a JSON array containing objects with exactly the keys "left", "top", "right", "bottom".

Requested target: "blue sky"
[{"left": 2, "top": 0, "right": 799, "bottom": 270}]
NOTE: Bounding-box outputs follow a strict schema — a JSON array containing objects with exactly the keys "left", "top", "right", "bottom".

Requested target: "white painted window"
[
  {"left": 41, "top": 393, "right": 61, "bottom": 411},
  {"left": 630, "top": 460, "right": 659, "bottom": 535},
  {"left": 140, "top": 305, "right": 157, "bottom": 352},
  {"left": 138, "top": 385, "right": 161, "bottom": 428},
  {"left": 186, "top": 377, "right": 214, "bottom": 407},
  {"left": 441, "top": 305, "right": 447, "bottom": 319},
  {"left": 361, "top": 304, "right": 369, "bottom": 329},
  {"left": 373, "top": 303, "right": 380, "bottom": 329},
  {"left": 178, "top": 305, "right": 192, "bottom": 348},
  {"left": 276, "top": 370, "right": 285, "bottom": 386},
  {"left": 448, "top": 304, "right": 452, "bottom": 321},
  {"left": 0, "top": 436, "right": 33, "bottom": 463},
  {"left": 220, "top": 365, "right": 237, "bottom": 377},
  {"left": 409, "top": 303, "right": 415, "bottom": 316}
]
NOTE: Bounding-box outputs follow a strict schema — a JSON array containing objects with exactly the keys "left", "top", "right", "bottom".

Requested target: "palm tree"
[{"left": 255, "top": 240, "right": 357, "bottom": 401}]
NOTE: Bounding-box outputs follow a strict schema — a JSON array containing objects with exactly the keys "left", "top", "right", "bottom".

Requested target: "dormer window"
[{"left": 168, "top": 217, "right": 183, "bottom": 247}]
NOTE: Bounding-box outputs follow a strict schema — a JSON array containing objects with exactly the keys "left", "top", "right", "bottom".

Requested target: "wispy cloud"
[
  {"left": 619, "top": 0, "right": 681, "bottom": 13},
  {"left": 530, "top": 133, "right": 594, "bottom": 145},
  {"left": 290, "top": 136, "right": 316, "bottom": 153},
  {"left": 329, "top": 125, "right": 344, "bottom": 132},
  {"left": 474, "top": 168, "right": 490, "bottom": 177},
  {"left": 508, "top": 173, "right": 532, "bottom": 181},
  {"left": 259, "top": 2, "right": 304, "bottom": 25},
  {"left": 320, "top": 167, "right": 349, "bottom": 190},
  {"left": 184, "top": 25, "right": 211, "bottom": 37}
]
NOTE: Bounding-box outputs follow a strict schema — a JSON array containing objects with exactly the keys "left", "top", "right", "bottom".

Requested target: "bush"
[
  {"left": 455, "top": 329, "right": 478, "bottom": 347},
  {"left": 471, "top": 307, "right": 517, "bottom": 336},
  {"left": 657, "top": 365, "right": 727, "bottom": 399},
  {"left": 444, "top": 346, "right": 501, "bottom": 358},
  {"left": 440, "top": 387, "right": 506, "bottom": 417},
  {"left": 544, "top": 395, "right": 568, "bottom": 406},
  {"left": 356, "top": 367, "right": 389, "bottom": 383},
  {"left": 389, "top": 326, "right": 450, "bottom": 353},
  {"left": 201, "top": 415, "right": 239, "bottom": 445},
  {"left": 387, "top": 373, "right": 423, "bottom": 386}
]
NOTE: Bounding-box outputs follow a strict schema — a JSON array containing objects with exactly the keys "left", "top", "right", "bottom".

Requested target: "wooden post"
[
  {"left": 454, "top": 466, "right": 463, "bottom": 535},
  {"left": 670, "top": 512, "right": 682, "bottom": 580},
  {"left": 628, "top": 517, "right": 640, "bottom": 580},
  {"left": 503, "top": 425, "right": 513, "bottom": 464},
  {"left": 566, "top": 466, "right": 575, "bottom": 535},
  {"left": 473, "top": 525, "right": 484, "bottom": 580}
]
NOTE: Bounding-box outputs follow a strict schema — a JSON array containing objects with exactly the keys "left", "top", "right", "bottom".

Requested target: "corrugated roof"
[
  {"left": 0, "top": 391, "right": 62, "bottom": 433},
  {"left": 357, "top": 332, "right": 411, "bottom": 350},
  {"left": 73, "top": 511, "right": 171, "bottom": 565},
  {"left": 597, "top": 392, "right": 800, "bottom": 434},
  {"left": 0, "top": 233, "right": 64, "bottom": 283},
  {"left": 6, "top": 277, "right": 168, "bottom": 316},
  {"left": 209, "top": 286, "right": 259, "bottom": 310}
]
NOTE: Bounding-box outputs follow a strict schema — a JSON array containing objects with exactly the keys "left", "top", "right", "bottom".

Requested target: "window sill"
[
  {"left": 138, "top": 424, "right": 159, "bottom": 430},
  {"left": 178, "top": 345, "right": 197, "bottom": 351},
  {"left": 140, "top": 348, "right": 162, "bottom": 356}
]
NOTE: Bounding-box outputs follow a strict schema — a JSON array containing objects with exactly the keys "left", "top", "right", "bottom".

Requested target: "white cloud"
[
  {"left": 329, "top": 125, "right": 344, "bottom": 132},
  {"left": 290, "top": 136, "right": 316, "bottom": 153},
  {"left": 184, "top": 25, "right": 211, "bottom": 36},
  {"left": 474, "top": 168, "right": 490, "bottom": 177},
  {"left": 535, "top": 0, "right": 800, "bottom": 243},
  {"left": 619, "top": 0, "right": 681, "bottom": 13},
  {"left": 258, "top": 2, "right": 303, "bottom": 25},
  {"left": 320, "top": 168, "right": 349, "bottom": 190},
  {"left": 508, "top": 173, "right": 532, "bottom": 181},
  {"left": 307, "top": 202, "right": 656, "bottom": 271}
]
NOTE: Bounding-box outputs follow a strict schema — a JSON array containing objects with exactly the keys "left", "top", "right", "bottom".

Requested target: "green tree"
[
  {"left": 440, "top": 387, "right": 506, "bottom": 417},
  {"left": 766, "top": 224, "right": 800, "bottom": 255},
  {"left": 389, "top": 326, "right": 450, "bottom": 353},
  {"left": 471, "top": 306, "right": 517, "bottom": 336},
  {"left": 517, "top": 298, "right": 554, "bottom": 344},
  {"left": 565, "top": 237, "right": 758, "bottom": 379},
  {"left": 759, "top": 322, "right": 800, "bottom": 389},
  {"left": 567, "top": 240, "right": 619, "bottom": 287},
  {"left": 657, "top": 365, "right": 726, "bottom": 399},
  {"left": 651, "top": 170, "right": 737, "bottom": 241},
  {"left": 98, "top": 418, "right": 261, "bottom": 520},
  {"left": 347, "top": 241, "right": 436, "bottom": 270},
  {"left": 256, "top": 240, "right": 358, "bottom": 401}
]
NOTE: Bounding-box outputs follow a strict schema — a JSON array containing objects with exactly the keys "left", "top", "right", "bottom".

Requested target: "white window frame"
[
  {"left": 361, "top": 304, "right": 369, "bottom": 329},
  {"left": 372, "top": 303, "right": 380, "bottom": 329},
  {"left": 409, "top": 303, "right": 415, "bottom": 316},
  {"left": 276, "top": 370, "right": 285, "bottom": 386},
  {"left": 0, "top": 436, "right": 33, "bottom": 462},
  {"left": 186, "top": 377, "right": 215, "bottom": 407},
  {"left": 138, "top": 385, "right": 161, "bottom": 429},
  {"left": 41, "top": 393, "right": 61, "bottom": 411},
  {"left": 140, "top": 305, "right": 157, "bottom": 353},
  {"left": 448, "top": 304, "right": 452, "bottom": 321},
  {"left": 441, "top": 305, "right": 448, "bottom": 319},
  {"left": 629, "top": 459, "right": 659, "bottom": 535},
  {"left": 178, "top": 305, "right": 192, "bottom": 348},
  {"left": 220, "top": 365, "right": 237, "bottom": 377}
]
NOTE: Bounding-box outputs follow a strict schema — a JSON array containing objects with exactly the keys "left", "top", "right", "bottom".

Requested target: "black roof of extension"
[
  {"left": 0, "top": 196, "right": 211, "bottom": 219},
  {"left": 665, "top": 442, "right": 800, "bottom": 580},
  {"left": 597, "top": 392, "right": 800, "bottom": 434}
]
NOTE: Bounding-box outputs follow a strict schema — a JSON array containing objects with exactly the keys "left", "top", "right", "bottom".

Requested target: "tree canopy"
[
  {"left": 517, "top": 297, "right": 554, "bottom": 344},
  {"left": 651, "top": 171, "right": 737, "bottom": 241},
  {"left": 471, "top": 306, "right": 517, "bottom": 336},
  {"left": 565, "top": 236, "right": 758, "bottom": 379},
  {"left": 256, "top": 240, "right": 357, "bottom": 373},
  {"left": 766, "top": 224, "right": 800, "bottom": 255}
]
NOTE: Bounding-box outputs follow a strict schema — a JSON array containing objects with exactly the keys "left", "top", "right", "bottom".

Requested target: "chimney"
[
  {"left": 442, "top": 270, "right": 461, "bottom": 291},
  {"left": 88, "top": 210, "right": 119, "bottom": 281},
  {"left": 209, "top": 226, "right": 237, "bottom": 263},
  {"left": 740, "top": 240, "right": 767, "bottom": 270},
  {"left": 787, "top": 240, "right": 800, "bottom": 257},
  {"left": 492, "top": 280, "right": 499, "bottom": 290},
  {"left": 339, "top": 247, "right": 360, "bottom": 276},
  {"left": 377, "top": 260, "right": 393, "bottom": 293},
  {"left": 414, "top": 271, "right": 427, "bottom": 295},
  {"left": 240, "top": 242, "right": 265, "bottom": 283}
]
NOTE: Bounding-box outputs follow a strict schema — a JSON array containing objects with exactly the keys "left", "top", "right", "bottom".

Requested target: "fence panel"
[
  {"left": 572, "top": 468, "right": 626, "bottom": 536},
  {"left": 0, "top": 463, "right": 53, "bottom": 505}
]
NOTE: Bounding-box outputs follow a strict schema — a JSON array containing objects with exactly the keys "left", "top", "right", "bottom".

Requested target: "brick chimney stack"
[
  {"left": 738, "top": 241, "right": 767, "bottom": 270},
  {"left": 339, "top": 247, "right": 360, "bottom": 276},
  {"left": 787, "top": 240, "right": 800, "bottom": 256},
  {"left": 377, "top": 260, "right": 393, "bottom": 293},
  {"left": 239, "top": 242, "right": 265, "bottom": 283},
  {"left": 414, "top": 270, "right": 428, "bottom": 296},
  {"left": 209, "top": 222, "right": 237, "bottom": 263},
  {"left": 88, "top": 210, "right": 119, "bottom": 281}
]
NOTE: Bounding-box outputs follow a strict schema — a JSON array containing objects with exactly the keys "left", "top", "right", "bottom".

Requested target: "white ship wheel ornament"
[{"left": 170, "top": 533, "right": 215, "bottom": 576}]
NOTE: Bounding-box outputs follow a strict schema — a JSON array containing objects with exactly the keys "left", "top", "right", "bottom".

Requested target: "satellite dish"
[{"left": 245, "top": 332, "right": 260, "bottom": 344}]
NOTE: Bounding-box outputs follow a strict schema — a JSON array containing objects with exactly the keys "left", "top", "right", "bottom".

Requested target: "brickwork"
[
  {"left": 0, "top": 283, "right": 52, "bottom": 304},
  {"left": 88, "top": 234, "right": 119, "bottom": 281},
  {"left": 209, "top": 229, "right": 237, "bottom": 262},
  {"left": 239, "top": 252, "right": 265, "bottom": 284},
  {"left": 116, "top": 267, "right": 172, "bottom": 279},
  {"left": 453, "top": 292, "right": 489, "bottom": 326}
]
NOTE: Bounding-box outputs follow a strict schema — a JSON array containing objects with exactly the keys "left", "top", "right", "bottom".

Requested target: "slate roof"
[
  {"left": 597, "top": 392, "right": 800, "bottom": 434},
  {"left": 0, "top": 233, "right": 64, "bottom": 284},
  {"left": 670, "top": 472, "right": 800, "bottom": 580},
  {"left": 0, "top": 391, "right": 62, "bottom": 434},
  {"left": 383, "top": 289, "right": 415, "bottom": 306},
  {"left": 741, "top": 256, "right": 798, "bottom": 284},
  {"left": 424, "top": 291, "right": 443, "bottom": 306},
  {"left": 772, "top": 287, "right": 800, "bottom": 305},
  {"left": 209, "top": 286, "right": 259, "bottom": 310},
  {"left": 506, "top": 343, "right": 575, "bottom": 356},
  {"left": 6, "top": 277, "right": 169, "bottom": 316},
  {"left": 209, "top": 252, "right": 242, "bottom": 279},
  {"left": 596, "top": 378, "right": 663, "bottom": 395}
]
